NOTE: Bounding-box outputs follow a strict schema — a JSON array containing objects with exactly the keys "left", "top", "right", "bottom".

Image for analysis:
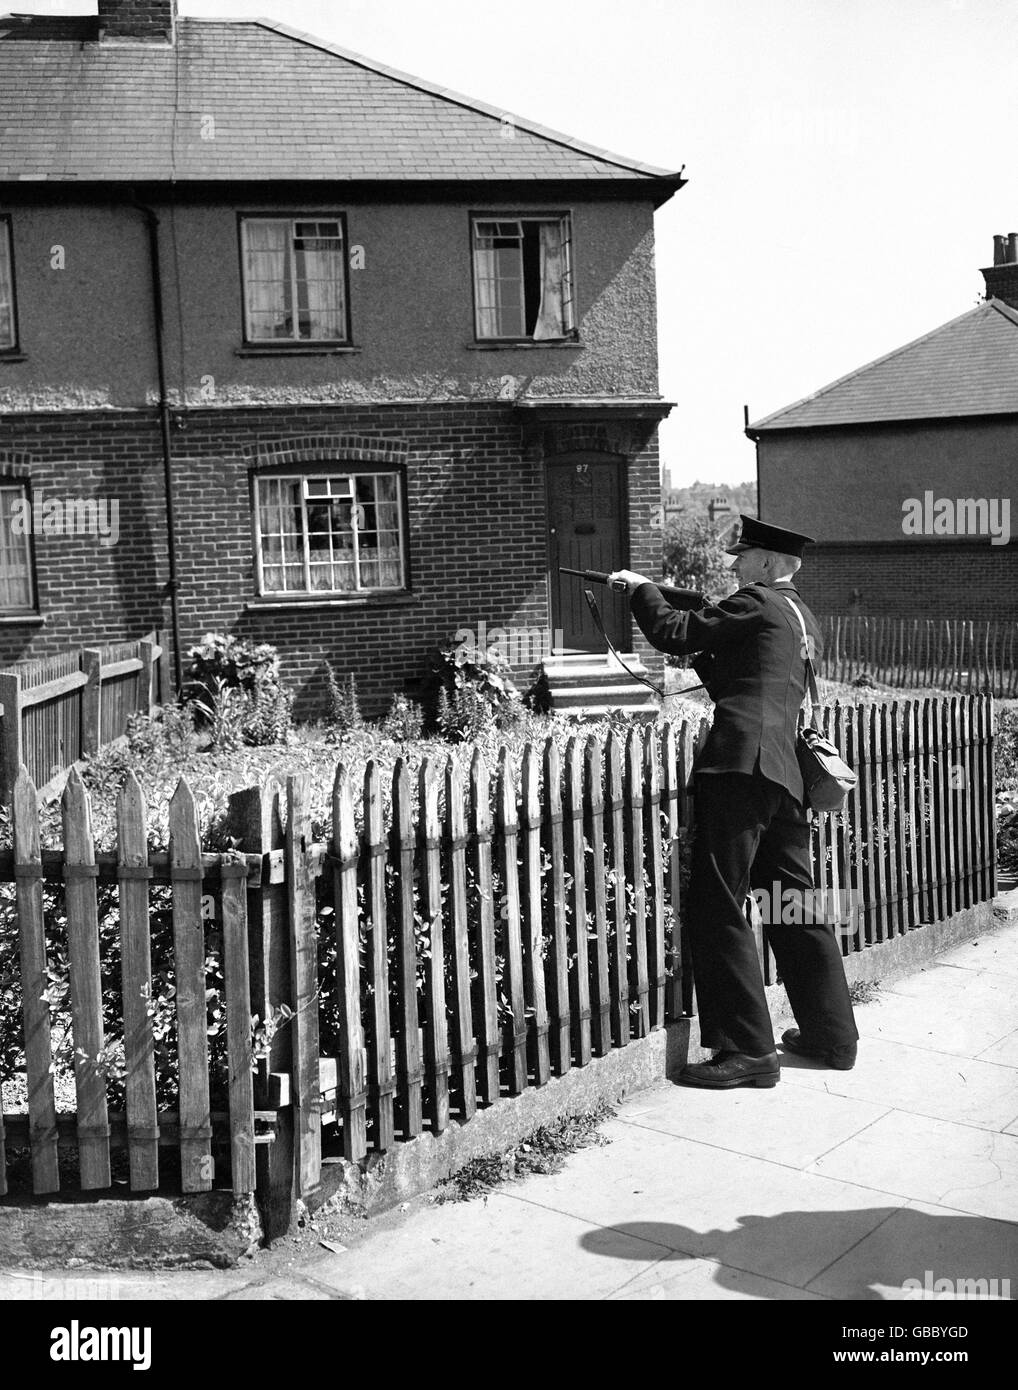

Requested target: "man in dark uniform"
[{"left": 610, "top": 515, "right": 858, "bottom": 1089}]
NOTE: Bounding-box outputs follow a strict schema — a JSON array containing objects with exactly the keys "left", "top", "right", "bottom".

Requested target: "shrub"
[
  {"left": 995, "top": 707, "right": 1018, "bottom": 790},
  {"left": 326, "top": 667, "right": 364, "bottom": 737},
  {"left": 243, "top": 683, "right": 294, "bottom": 746},
  {"left": 184, "top": 633, "right": 281, "bottom": 699},
  {"left": 382, "top": 692, "right": 424, "bottom": 742},
  {"left": 436, "top": 683, "right": 495, "bottom": 742},
  {"left": 422, "top": 640, "right": 520, "bottom": 736},
  {"left": 190, "top": 677, "right": 250, "bottom": 753}
]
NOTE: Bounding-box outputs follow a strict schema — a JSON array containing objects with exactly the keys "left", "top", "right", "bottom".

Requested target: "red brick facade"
[{"left": 0, "top": 403, "right": 663, "bottom": 714}]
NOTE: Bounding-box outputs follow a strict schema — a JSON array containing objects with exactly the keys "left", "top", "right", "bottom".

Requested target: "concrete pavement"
[{"left": 3, "top": 921, "right": 1017, "bottom": 1301}]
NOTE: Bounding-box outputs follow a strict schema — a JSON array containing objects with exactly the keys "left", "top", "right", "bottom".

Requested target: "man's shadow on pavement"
[{"left": 579, "top": 1208, "right": 1018, "bottom": 1300}]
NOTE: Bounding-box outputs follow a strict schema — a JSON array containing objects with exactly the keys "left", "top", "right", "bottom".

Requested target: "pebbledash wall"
[
  {"left": 0, "top": 407, "right": 663, "bottom": 714},
  {"left": 0, "top": 193, "right": 667, "bottom": 712}
]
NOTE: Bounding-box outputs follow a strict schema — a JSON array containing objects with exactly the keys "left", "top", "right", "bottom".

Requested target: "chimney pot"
[
  {"left": 1009, "top": 232, "right": 1018, "bottom": 264},
  {"left": 993, "top": 234, "right": 1006, "bottom": 266}
]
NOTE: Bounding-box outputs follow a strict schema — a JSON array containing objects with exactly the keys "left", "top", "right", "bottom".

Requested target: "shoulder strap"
[{"left": 781, "top": 594, "right": 820, "bottom": 731}]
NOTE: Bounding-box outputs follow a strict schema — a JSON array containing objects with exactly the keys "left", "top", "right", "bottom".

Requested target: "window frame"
[
  {"left": 469, "top": 210, "right": 577, "bottom": 344},
  {"left": 237, "top": 212, "right": 352, "bottom": 348},
  {"left": 0, "top": 477, "right": 38, "bottom": 616},
  {"left": 0, "top": 216, "right": 21, "bottom": 356},
  {"left": 251, "top": 465, "right": 409, "bottom": 601}
]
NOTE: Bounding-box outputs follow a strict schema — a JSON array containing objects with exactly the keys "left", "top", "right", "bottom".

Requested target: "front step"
[{"left": 542, "top": 652, "right": 660, "bottom": 722}]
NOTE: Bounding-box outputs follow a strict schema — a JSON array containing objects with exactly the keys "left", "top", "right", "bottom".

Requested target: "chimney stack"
[
  {"left": 981, "top": 232, "right": 1018, "bottom": 310},
  {"left": 98, "top": 1, "right": 177, "bottom": 43},
  {"left": 708, "top": 495, "right": 731, "bottom": 526}
]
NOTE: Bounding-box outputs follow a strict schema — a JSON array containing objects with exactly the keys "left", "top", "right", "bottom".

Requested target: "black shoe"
[
  {"left": 680, "top": 1050, "right": 780, "bottom": 1089},
  {"left": 781, "top": 1028, "right": 857, "bottom": 1070}
]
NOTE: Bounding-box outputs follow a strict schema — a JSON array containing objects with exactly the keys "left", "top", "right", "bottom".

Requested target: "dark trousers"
[{"left": 687, "top": 771, "right": 859, "bottom": 1056}]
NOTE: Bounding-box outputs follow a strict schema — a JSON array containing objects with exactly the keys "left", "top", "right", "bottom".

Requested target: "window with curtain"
[
  {"left": 472, "top": 215, "right": 575, "bottom": 341},
  {"left": 0, "top": 483, "right": 35, "bottom": 611},
  {"left": 241, "top": 217, "right": 349, "bottom": 343},
  {"left": 254, "top": 472, "right": 405, "bottom": 596},
  {"left": 0, "top": 218, "right": 17, "bottom": 352}
]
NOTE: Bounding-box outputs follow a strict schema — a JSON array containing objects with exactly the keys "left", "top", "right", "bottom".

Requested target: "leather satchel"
[{"left": 782, "top": 596, "right": 858, "bottom": 812}]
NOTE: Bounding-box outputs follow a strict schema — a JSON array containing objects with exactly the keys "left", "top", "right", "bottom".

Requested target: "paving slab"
[
  {"left": 307, "top": 1189, "right": 669, "bottom": 1301},
  {"left": 780, "top": 1036, "right": 1018, "bottom": 1131},
  {"left": 618, "top": 1079, "right": 890, "bottom": 1169},
  {"left": 807, "top": 1109, "right": 1018, "bottom": 1222},
  {"left": 806, "top": 1200, "right": 1018, "bottom": 1301},
  {"left": 853, "top": 966, "right": 1017, "bottom": 1058},
  {"left": 928, "top": 932, "right": 1018, "bottom": 978},
  {"left": 605, "top": 1251, "right": 829, "bottom": 1301},
  {"left": 976, "top": 1029, "right": 1018, "bottom": 1067},
  {"left": 497, "top": 1121, "right": 908, "bottom": 1289}
]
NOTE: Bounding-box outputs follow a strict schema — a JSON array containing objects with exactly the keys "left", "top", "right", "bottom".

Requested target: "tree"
[{"left": 661, "top": 515, "right": 736, "bottom": 600}]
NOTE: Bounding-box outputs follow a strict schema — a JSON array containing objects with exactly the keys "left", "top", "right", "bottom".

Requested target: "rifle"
[{"left": 558, "top": 567, "right": 705, "bottom": 611}]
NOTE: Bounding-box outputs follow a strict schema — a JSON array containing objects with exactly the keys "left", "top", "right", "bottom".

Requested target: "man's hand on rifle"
[{"left": 608, "top": 569, "right": 652, "bottom": 595}]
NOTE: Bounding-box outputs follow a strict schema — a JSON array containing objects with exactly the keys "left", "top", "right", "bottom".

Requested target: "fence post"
[
  {"left": 286, "top": 774, "right": 322, "bottom": 1197},
  {"left": 138, "top": 638, "right": 155, "bottom": 716},
  {"left": 156, "top": 628, "right": 172, "bottom": 705},
  {"left": 0, "top": 670, "right": 23, "bottom": 803},
  {"left": 81, "top": 648, "right": 102, "bottom": 757},
  {"left": 227, "top": 779, "right": 295, "bottom": 1239}
]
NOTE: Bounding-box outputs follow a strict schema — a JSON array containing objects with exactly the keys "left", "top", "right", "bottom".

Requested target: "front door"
[{"left": 546, "top": 455, "right": 630, "bottom": 653}]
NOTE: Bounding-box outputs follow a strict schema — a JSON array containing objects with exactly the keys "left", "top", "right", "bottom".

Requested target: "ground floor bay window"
[{"left": 254, "top": 471, "right": 405, "bottom": 597}]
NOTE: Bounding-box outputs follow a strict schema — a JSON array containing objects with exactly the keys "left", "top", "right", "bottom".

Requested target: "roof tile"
[{"left": 0, "top": 15, "right": 683, "bottom": 187}]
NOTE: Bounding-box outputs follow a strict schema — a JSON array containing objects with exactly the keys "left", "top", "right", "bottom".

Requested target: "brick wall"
[
  {"left": 98, "top": 1, "right": 176, "bottom": 41},
  {"left": 0, "top": 402, "right": 663, "bottom": 714},
  {"left": 797, "top": 542, "right": 1018, "bottom": 621}
]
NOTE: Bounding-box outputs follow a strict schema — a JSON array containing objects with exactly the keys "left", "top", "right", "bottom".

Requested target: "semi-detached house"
[{"left": 0, "top": 0, "right": 685, "bottom": 712}]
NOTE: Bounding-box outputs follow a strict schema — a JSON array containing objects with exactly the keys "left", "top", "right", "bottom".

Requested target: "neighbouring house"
[
  {"left": 0, "top": 1, "right": 685, "bottom": 715},
  {"left": 746, "top": 236, "right": 1018, "bottom": 621}
]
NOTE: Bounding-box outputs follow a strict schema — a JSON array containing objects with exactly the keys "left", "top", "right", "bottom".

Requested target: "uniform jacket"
[{"left": 630, "top": 578, "right": 823, "bottom": 803}]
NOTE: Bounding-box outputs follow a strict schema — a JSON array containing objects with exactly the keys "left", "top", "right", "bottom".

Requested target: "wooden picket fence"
[
  {"left": 818, "top": 615, "right": 1018, "bottom": 696},
  {"left": 0, "top": 695, "right": 997, "bottom": 1225},
  {"left": 0, "top": 632, "right": 168, "bottom": 804}
]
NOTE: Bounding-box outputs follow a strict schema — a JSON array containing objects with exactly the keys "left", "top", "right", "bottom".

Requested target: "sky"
[{"left": 21, "top": 0, "right": 1018, "bottom": 486}]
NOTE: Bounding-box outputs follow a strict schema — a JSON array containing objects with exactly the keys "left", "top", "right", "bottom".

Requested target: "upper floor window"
[
  {"left": 0, "top": 482, "right": 35, "bottom": 612},
  {"left": 254, "top": 471, "right": 405, "bottom": 597},
  {"left": 472, "top": 214, "right": 575, "bottom": 341},
  {"left": 0, "top": 218, "right": 18, "bottom": 352},
  {"left": 240, "top": 216, "right": 350, "bottom": 344}
]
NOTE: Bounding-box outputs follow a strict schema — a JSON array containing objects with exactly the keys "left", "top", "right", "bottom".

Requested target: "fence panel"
[
  {"left": 817, "top": 616, "right": 1018, "bottom": 696},
  {"left": 0, "top": 694, "right": 997, "bottom": 1222}
]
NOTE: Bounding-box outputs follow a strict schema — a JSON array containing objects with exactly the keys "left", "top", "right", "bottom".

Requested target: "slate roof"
[
  {"left": 0, "top": 14, "right": 685, "bottom": 190},
  {"left": 750, "top": 298, "right": 1018, "bottom": 431}
]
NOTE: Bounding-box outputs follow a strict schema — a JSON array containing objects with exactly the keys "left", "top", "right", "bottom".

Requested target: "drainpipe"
[{"left": 133, "top": 201, "right": 184, "bottom": 695}]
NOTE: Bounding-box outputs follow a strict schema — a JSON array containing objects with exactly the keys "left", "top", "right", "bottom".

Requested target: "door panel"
[{"left": 547, "top": 457, "right": 630, "bottom": 652}]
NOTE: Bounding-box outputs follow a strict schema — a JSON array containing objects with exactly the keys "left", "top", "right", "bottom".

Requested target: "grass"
[{"left": 433, "top": 1101, "right": 616, "bottom": 1203}]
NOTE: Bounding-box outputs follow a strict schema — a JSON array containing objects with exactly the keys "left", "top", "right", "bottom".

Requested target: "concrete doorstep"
[{"left": 2, "top": 910, "right": 1017, "bottom": 1300}]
